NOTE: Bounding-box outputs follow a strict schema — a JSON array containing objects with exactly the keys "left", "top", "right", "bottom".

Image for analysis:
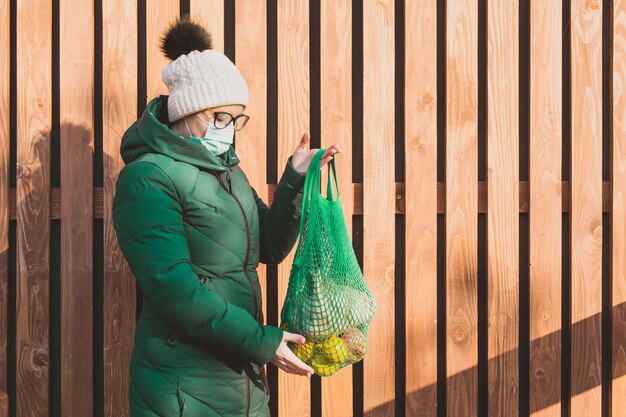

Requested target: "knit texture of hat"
[{"left": 159, "top": 17, "right": 248, "bottom": 123}]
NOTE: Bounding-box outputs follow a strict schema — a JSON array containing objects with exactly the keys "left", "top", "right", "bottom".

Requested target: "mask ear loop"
[{"left": 183, "top": 116, "right": 193, "bottom": 138}]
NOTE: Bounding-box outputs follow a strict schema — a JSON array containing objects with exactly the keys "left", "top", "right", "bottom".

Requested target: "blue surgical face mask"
[{"left": 184, "top": 113, "right": 234, "bottom": 156}]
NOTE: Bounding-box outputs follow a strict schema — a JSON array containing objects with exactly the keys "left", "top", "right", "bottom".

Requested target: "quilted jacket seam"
[
  {"left": 182, "top": 219, "right": 244, "bottom": 263},
  {"left": 117, "top": 222, "right": 182, "bottom": 247},
  {"left": 188, "top": 168, "right": 202, "bottom": 200},
  {"left": 175, "top": 326, "right": 183, "bottom": 417},
  {"left": 183, "top": 203, "right": 246, "bottom": 233},
  {"left": 146, "top": 261, "right": 201, "bottom": 317},
  {"left": 131, "top": 346, "right": 172, "bottom": 417},
  {"left": 136, "top": 156, "right": 186, "bottom": 207},
  {"left": 114, "top": 159, "right": 183, "bottom": 218},
  {"left": 183, "top": 354, "right": 247, "bottom": 400},
  {"left": 177, "top": 386, "right": 225, "bottom": 416}
]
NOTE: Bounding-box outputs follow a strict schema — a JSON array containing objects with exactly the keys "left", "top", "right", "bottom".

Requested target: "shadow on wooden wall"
[{"left": 362, "top": 302, "right": 626, "bottom": 416}]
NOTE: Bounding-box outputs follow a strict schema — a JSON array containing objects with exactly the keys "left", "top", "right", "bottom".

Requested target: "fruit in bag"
[
  {"left": 289, "top": 340, "right": 315, "bottom": 363},
  {"left": 317, "top": 334, "right": 350, "bottom": 364},
  {"left": 310, "top": 357, "right": 341, "bottom": 377},
  {"left": 342, "top": 327, "right": 367, "bottom": 361}
]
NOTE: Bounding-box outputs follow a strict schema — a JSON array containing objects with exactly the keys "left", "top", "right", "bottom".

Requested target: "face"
[{"left": 171, "top": 104, "right": 245, "bottom": 139}]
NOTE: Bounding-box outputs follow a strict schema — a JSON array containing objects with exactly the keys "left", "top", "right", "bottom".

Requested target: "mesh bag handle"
[
  {"left": 299, "top": 148, "right": 340, "bottom": 218},
  {"left": 326, "top": 152, "right": 340, "bottom": 201},
  {"left": 294, "top": 148, "right": 340, "bottom": 265}
]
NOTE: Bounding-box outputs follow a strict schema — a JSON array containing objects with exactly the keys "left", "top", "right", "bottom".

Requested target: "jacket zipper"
[
  {"left": 213, "top": 168, "right": 257, "bottom": 417},
  {"left": 222, "top": 169, "right": 259, "bottom": 322}
]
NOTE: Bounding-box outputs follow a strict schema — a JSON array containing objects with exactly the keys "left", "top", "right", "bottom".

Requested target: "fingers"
[
  {"left": 274, "top": 358, "right": 300, "bottom": 374},
  {"left": 271, "top": 340, "right": 314, "bottom": 378},
  {"left": 323, "top": 144, "right": 342, "bottom": 157},
  {"left": 284, "top": 357, "right": 310, "bottom": 376},
  {"left": 282, "top": 331, "right": 306, "bottom": 344},
  {"left": 285, "top": 349, "right": 314, "bottom": 375},
  {"left": 272, "top": 358, "right": 297, "bottom": 375},
  {"left": 280, "top": 359, "right": 312, "bottom": 378},
  {"left": 273, "top": 354, "right": 313, "bottom": 378},
  {"left": 320, "top": 144, "right": 342, "bottom": 166}
]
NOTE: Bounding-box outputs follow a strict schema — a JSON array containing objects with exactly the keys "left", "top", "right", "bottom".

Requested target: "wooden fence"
[{"left": 0, "top": 0, "right": 625, "bottom": 416}]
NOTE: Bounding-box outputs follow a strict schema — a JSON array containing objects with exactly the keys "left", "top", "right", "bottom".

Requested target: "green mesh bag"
[{"left": 279, "top": 148, "right": 376, "bottom": 376}]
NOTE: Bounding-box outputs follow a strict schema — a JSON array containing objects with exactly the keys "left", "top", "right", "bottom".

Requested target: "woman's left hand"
[{"left": 290, "top": 131, "right": 342, "bottom": 174}]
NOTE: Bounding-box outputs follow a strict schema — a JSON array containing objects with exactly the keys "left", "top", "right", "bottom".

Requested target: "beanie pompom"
[{"left": 159, "top": 16, "right": 213, "bottom": 61}]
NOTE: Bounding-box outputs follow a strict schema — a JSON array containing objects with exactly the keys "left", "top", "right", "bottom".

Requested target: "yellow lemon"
[
  {"left": 289, "top": 341, "right": 315, "bottom": 363},
  {"left": 310, "top": 357, "right": 341, "bottom": 377},
  {"left": 316, "top": 335, "right": 350, "bottom": 364}
]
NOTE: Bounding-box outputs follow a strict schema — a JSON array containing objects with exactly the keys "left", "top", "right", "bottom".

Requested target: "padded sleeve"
[{"left": 251, "top": 155, "right": 306, "bottom": 265}]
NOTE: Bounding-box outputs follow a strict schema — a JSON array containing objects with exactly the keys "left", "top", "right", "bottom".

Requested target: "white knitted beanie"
[{"left": 159, "top": 17, "right": 248, "bottom": 123}]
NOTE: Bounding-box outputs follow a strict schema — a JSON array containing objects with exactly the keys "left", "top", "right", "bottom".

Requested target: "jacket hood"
[{"left": 119, "top": 95, "right": 240, "bottom": 171}]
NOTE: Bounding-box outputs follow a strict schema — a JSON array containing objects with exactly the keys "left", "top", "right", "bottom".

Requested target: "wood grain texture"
[
  {"left": 59, "top": 0, "right": 94, "bottom": 415},
  {"left": 570, "top": 1, "right": 603, "bottom": 416},
  {"left": 15, "top": 0, "right": 51, "bottom": 415},
  {"left": 234, "top": 0, "right": 268, "bottom": 329},
  {"left": 404, "top": 1, "right": 438, "bottom": 416},
  {"left": 529, "top": 1, "right": 563, "bottom": 416},
  {"left": 191, "top": 0, "right": 225, "bottom": 53},
  {"left": 146, "top": 0, "right": 178, "bottom": 100},
  {"left": 319, "top": 0, "right": 353, "bottom": 415},
  {"left": 276, "top": 1, "right": 311, "bottom": 416},
  {"left": 102, "top": 0, "right": 137, "bottom": 415},
  {"left": 362, "top": 0, "right": 395, "bottom": 415},
  {"left": 446, "top": 1, "right": 478, "bottom": 416},
  {"left": 0, "top": 0, "right": 8, "bottom": 398},
  {"left": 0, "top": 391, "right": 6, "bottom": 417},
  {"left": 486, "top": 2, "right": 519, "bottom": 416},
  {"left": 612, "top": 0, "right": 626, "bottom": 415}
]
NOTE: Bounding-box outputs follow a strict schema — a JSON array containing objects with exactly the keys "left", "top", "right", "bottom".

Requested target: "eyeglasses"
[{"left": 197, "top": 111, "right": 250, "bottom": 131}]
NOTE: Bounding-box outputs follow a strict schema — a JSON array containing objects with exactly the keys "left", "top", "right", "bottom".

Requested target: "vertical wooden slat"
[
  {"left": 487, "top": 1, "right": 519, "bottom": 416},
  {"left": 529, "top": 1, "right": 563, "bottom": 416},
  {"left": 146, "top": 0, "right": 178, "bottom": 100},
  {"left": 59, "top": 0, "right": 94, "bottom": 415},
  {"left": 0, "top": 392, "right": 6, "bottom": 417},
  {"left": 446, "top": 1, "right": 478, "bottom": 416},
  {"left": 319, "top": 0, "right": 353, "bottom": 416},
  {"left": 235, "top": 0, "right": 268, "bottom": 325},
  {"left": 15, "top": 0, "right": 51, "bottom": 415},
  {"left": 404, "top": 0, "right": 438, "bottom": 416},
  {"left": 276, "top": 0, "right": 311, "bottom": 415},
  {"left": 191, "top": 0, "right": 225, "bottom": 53},
  {"left": 570, "top": 1, "right": 603, "bottom": 416},
  {"left": 102, "top": 0, "right": 137, "bottom": 415},
  {"left": 612, "top": 0, "right": 626, "bottom": 415},
  {"left": 362, "top": 0, "right": 395, "bottom": 415},
  {"left": 0, "top": 0, "right": 9, "bottom": 402}
]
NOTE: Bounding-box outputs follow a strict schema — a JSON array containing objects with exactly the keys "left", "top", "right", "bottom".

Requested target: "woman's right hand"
[{"left": 270, "top": 331, "right": 314, "bottom": 378}]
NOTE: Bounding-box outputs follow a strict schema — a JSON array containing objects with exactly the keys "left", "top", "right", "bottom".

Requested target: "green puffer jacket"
[{"left": 112, "top": 95, "right": 306, "bottom": 417}]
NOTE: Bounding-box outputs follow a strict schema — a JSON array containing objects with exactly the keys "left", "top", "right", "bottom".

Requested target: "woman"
[{"left": 112, "top": 16, "right": 342, "bottom": 417}]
